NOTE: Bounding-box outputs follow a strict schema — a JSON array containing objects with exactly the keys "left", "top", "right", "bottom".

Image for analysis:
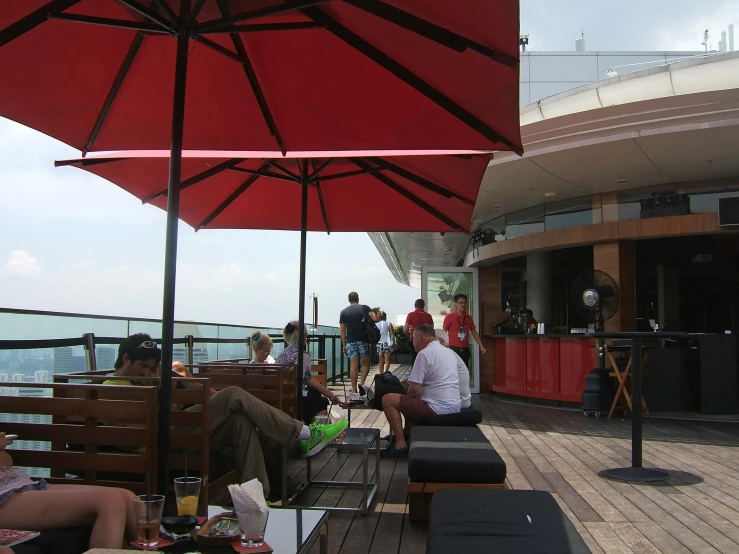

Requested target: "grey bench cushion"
[
  {"left": 428, "top": 489, "right": 591, "bottom": 554},
  {"left": 419, "top": 406, "right": 482, "bottom": 427},
  {"left": 408, "top": 425, "right": 506, "bottom": 484}
]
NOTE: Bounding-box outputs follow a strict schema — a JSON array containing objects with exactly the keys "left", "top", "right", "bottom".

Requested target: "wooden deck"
[{"left": 292, "top": 367, "right": 739, "bottom": 554}]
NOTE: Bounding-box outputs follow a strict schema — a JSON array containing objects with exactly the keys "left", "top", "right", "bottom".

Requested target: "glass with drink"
[
  {"left": 174, "top": 476, "right": 202, "bottom": 516},
  {"left": 132, "top": 494, "right": 165, "bottom": 548}
]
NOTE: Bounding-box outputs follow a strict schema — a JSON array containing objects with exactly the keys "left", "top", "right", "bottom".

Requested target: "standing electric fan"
[{"left": 572, "top": 270, "right": 620, "bottom": 417}]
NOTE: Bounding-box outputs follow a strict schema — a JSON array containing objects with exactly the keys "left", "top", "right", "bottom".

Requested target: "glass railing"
[{"left": 0, "top": 308, "right": 346, "bottom": 383}]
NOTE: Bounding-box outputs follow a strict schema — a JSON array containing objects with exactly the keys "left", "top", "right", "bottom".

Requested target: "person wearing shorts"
[
  {"left": 339, "top": 292, "right": 378, "bottom": 393},
  {"left": 380, "top": 324, "right": 460, "bottom": 457}
]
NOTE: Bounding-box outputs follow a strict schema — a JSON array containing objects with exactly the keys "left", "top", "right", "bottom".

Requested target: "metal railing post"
[
  {"left": 83, "top": 333, "right": 97, "bottom": 371},
  {"left": 185, "top": 335, "right": 194, "bottom": 366}
]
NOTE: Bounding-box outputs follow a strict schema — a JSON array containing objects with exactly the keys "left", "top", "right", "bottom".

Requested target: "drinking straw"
[
  {"left": 184, "top": 453, "right": 188, "bottom": 482},
  {"left": 146, "top": 468, "right": 151, "bottom": 523}
]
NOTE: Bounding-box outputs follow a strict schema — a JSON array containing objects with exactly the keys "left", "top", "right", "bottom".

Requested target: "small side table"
[{"left": 288, "top": 427, "right": 381, "bottom": 515}]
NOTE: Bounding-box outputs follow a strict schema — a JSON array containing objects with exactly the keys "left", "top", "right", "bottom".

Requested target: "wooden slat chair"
[
  {"left": 1, "top": 381, "right": 158, "bottom": 492},
  {"left": 310, "top": 359, "right": 328, "bottom": 388},
  {"left": 53, "top": 373, "right": 216, "bottom": 505},
  {"left": 193, "top": 363, "right": 298, "bottom": 418}
]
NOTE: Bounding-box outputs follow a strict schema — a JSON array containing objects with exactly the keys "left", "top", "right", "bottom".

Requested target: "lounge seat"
[
  {"left": 428, "top": 489, "right": 592, "bottom": 554},
  {"left": 408, "top": 425, "right": 506, "bottom": 521},
  {"left": 419, "top": 406, "right": 482, "bottom": 427}
]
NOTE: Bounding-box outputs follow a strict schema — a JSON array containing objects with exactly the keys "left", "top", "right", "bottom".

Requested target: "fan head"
[{"left": 571, "top": 270, "right": 620, "bottom": 328}]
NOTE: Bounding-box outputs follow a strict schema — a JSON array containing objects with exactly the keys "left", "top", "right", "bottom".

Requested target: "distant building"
[
  {"left": 95, "top": 347, "right": 116, "bottom": 371},
  {"left": 53, "top": 347, "right": 73, "bottom": 373}
]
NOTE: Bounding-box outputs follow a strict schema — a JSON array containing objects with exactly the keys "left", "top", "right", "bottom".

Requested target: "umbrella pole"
[
  {"left": 157, "top": 0, "right": 191, "bottom": 497},
  {"left": 297, "top": 174, "right": 309, "bottom": 423}
]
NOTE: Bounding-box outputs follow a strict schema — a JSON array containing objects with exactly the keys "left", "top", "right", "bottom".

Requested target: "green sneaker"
[{"left": 299, "top": 419, "right": 349, "bottom": 457}]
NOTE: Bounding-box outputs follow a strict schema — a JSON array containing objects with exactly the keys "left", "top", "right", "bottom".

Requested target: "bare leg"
[
  {"left": 51, "top": 485, "right": 137, "bottom": 542},
  {"left": 381, "top": 393, "right": 407, "bottom": 449},
  {"left": 349, "top": 355, "right": 359, "bottom": 393},
  {"left": 0, "top": 486, "right": 129, "bottom": 548},
  {"left": 360, "top": 354, "right": 370, "bottom": 385}
]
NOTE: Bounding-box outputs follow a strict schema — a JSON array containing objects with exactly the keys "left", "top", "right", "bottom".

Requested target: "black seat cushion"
[
  {"left": 428, "top": 489, "right": 591, "bottom": 554},
  {"left": 13, "top": 527, "right": 91, "bottom": 554},
  {"left": 419, "top": 406, "right": 482, "bottom": 427},
  {"left": 408, "top": 426, "right": 506, "bottom": 484}
]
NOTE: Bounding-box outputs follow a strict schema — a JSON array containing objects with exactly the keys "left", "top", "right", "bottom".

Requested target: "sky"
[{"left": 1, "top": 0, "right": 738, "bottom": 330}]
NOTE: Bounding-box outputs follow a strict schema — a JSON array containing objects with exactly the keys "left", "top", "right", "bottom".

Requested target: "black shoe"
[
  {"left": 381, "top": 443, "right": 409, "bottom": 457},
  {"left": 358, "top": 384, "right": 366, "bottom": 396}
]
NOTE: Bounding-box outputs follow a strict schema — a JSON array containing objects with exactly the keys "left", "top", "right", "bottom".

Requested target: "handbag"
[
  {"left": 361, "top": 306, "right": 381, "bottom": 344},
  {"left": 369, "top": 371, "right": 404, "bottom": 410}
]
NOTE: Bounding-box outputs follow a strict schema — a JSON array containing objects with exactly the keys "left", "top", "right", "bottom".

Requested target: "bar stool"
[{"left": 606, "top": 342, "right": 651, "bottom": 419}]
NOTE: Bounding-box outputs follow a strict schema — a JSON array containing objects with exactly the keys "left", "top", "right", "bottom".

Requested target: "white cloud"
[{"left": 2, "top": 250, "right": 42, "bottom": 276}]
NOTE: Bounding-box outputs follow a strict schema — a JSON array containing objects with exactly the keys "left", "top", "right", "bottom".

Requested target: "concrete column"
[{"left": 526, "top": 252, "right": 552, "bottom": 324}]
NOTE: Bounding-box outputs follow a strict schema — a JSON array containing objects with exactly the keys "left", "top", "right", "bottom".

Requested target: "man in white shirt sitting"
[
  {"left": 381, "top": 324, "right": 460, "bottom": 457},
  {"left": 435, "top": 329, "right": 472, "bottom": 409}
]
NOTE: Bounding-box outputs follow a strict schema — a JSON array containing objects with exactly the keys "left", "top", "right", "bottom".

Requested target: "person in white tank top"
[{"left": 375, "top": 310, "right": 394, "bottom": 373}]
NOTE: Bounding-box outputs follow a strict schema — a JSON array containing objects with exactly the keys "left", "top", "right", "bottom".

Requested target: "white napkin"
[{"left": 228, "top": 479, "right": 269, "bottom": 539}]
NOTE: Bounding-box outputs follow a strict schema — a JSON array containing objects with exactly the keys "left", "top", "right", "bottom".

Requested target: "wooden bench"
[
  {"left": 1, "top": 381, "right": 157, "bottom": 492},
  {"left": 52, "top": 373, "right": 218, "bottom": 504}
]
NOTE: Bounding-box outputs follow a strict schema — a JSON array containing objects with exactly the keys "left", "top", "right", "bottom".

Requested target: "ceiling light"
[
  {"left": 544, "top": 192, "right": 558, "bottom": 197},
  {"left": 615, "top": 179, "right": 629, "bottom": 184},
  {"left": 491, "top": 204, "right": 506, "bottom": 208}
]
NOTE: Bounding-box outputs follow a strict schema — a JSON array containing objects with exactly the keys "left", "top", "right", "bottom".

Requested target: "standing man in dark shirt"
[
  {"left": 404, "top": 299, "right": 434, "bottom": 364},
  {"left": 442, "top": 293, "right": 486, "bottom": 369},
  {"left": 339, "top": 292, "right": 378, "bottom": 394}
]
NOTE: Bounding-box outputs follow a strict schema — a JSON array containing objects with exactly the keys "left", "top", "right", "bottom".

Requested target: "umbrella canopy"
[
  {"left": 56, "top": 150, "right": 492, "bottom": 232},
  {"left": 0, "top": 0, "right": 522, "bottom": 155}
]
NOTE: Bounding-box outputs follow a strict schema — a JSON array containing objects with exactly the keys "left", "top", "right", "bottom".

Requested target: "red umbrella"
[
  {"left": 56, "top": 149, "right": 492, "bottom": 425},
  {"left": 55, "top": 150, "right": 490, "bottom": 232},
  {"left": 0, "top": 1, "right": 522, "bottom": 155}
]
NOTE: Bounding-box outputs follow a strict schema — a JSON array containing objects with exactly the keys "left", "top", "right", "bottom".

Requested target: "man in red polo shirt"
[
  {"left": 404, "top": 299, "right": 434, "bottom": 363},
  {"left": 442, "top": 293, "right": 486, "bottom": 369}
]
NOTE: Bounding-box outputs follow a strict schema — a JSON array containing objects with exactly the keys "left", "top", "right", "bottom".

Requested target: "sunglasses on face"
[{"left": 137, "top": 341, "right": 158, "bottom": 349}]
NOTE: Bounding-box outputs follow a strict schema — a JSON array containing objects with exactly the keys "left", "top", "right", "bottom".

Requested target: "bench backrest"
[
  {"left": 51, "top": 374, "right": 212, "bottom": 500},
  {"left": 1, "top": 381, "right": 158, "bottom": 492},
  {"left": 194, "top": 363, "right": 298, "bottom": 418}
]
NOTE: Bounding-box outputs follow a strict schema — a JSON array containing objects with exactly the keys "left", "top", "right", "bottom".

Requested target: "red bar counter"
[{"left": 491, "top": 336, "right": 596, "bottom": 403}]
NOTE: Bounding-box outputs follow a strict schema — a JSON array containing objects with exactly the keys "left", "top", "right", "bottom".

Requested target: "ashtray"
[{"left": 161, "top": 515, "right": 198, "bottom": 534}]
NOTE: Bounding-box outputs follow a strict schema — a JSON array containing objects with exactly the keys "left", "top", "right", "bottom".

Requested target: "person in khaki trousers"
[{"left": 105, "top": 334, "right": 348, "bottom": 499}]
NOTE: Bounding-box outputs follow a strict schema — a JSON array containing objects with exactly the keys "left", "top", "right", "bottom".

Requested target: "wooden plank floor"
[{"left": 290, "top": 366, "right": 739, "bottom": 554}]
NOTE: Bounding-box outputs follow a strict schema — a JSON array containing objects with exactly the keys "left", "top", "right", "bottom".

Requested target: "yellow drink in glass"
[
  {"left": 174, "top": 477, "right": 201, "bottom": 516},
  {"left": 177, "top": 494, "right": 199, "bottom": 516}
]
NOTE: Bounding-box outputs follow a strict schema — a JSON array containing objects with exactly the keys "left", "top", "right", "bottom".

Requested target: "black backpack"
[
  {"left": 369, "top": 372, "right": 405, "bottom": 410},
  {"left": 361, "top": 306, "right": 381, "bottom": 344}
]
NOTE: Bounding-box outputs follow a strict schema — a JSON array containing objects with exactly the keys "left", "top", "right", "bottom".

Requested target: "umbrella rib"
[
  {"left": 308, "top": 166, "right": 382, "bottom": 182},
  {"left": 311, "top": 160, "right": 331, "bottom": 234},
  {"left": 307, "top": 158, "right": 334, "bottom": 181},
  {"left": 216, "top": 0, "right": 286, "bottom": 156},
  {"left": 48, "top": 13, "right": 167, "bottom": 32},
  {"left": 144, "top": 158, "right": 245, "bottom": 203},
  {"left": 189, "top": 0, "right": 208, "bottom": 25},
  {"left": 197, "top": 163, "right": 272, "bottom": 229},
  {"left": 369, "top": 157, "right": 476, "bottom": 206},
  {"left": 83, "top": 32, "right": 145, "bottom": 155},
  {"left": 344, "top": 0, "right": 518, "bottom": 69},
  {"left": 265, "top": 160, "right": 300, "bottom": 181},
  {"left": 350, "top": 158, "right": 465, "bottom": 231},
  {"left": 198, "top": 22, "right": 322, "bottom": 34},
  {"left": 196, "top": 0, "right": 332, "bottom": 33},
  {"left": 192, "top": 35, "right": 250, "bottom": 65},
  {"left": 230, "top": 167, "right": 295, "bottom": 183},
  {"left": 116, "top": 0, "right": 174, "bottom": 31},
  {"left": 0, "top": 0, "right": 82, "bottom": 48},
  {"left": 152, "top": 0, "right": 178, "bottom": 26},
  {"left": 300, "top": 6, "right": 521, "bottom": 154}
]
